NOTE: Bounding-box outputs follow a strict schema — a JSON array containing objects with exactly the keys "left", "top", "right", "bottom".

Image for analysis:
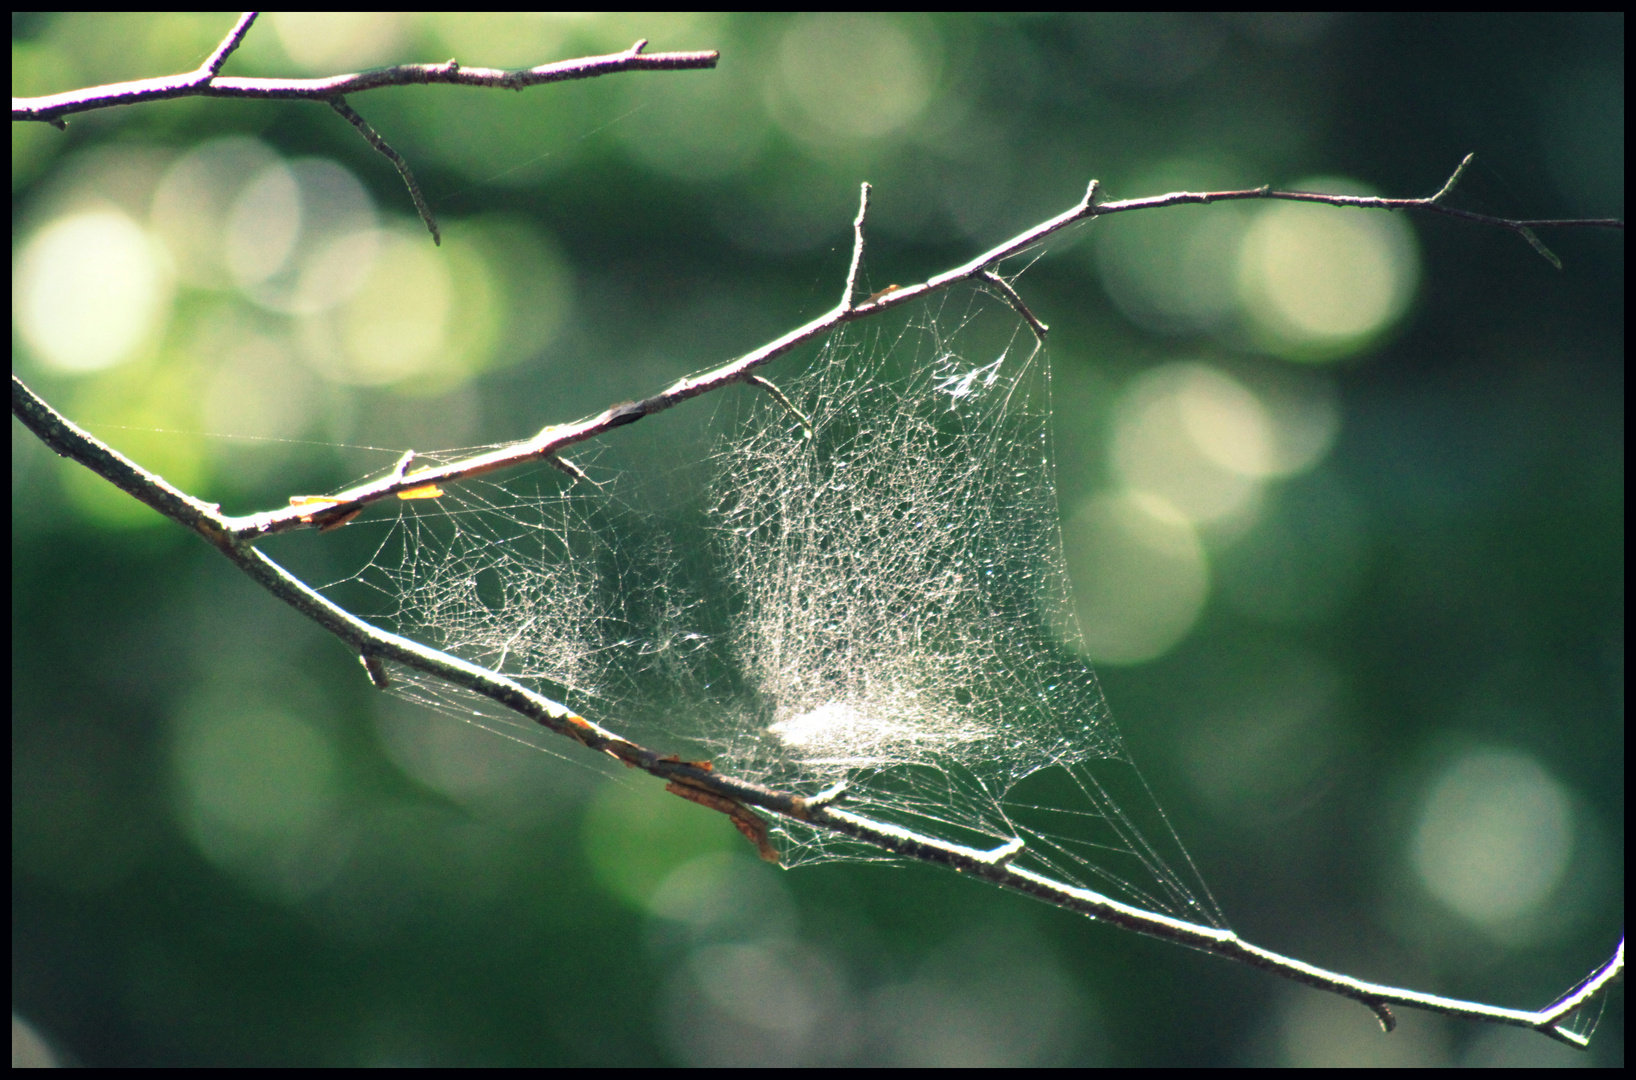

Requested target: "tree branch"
[
  {"left": 218, "top": 178, "right": 1108, "bottom": 540},
  {"left": 327, "top": 95, "right": 441, "bottom": 245},
  {"left": 11, "top": 27, "right": 720, "bottom": 123},
  {"left": 211, "top": 157, "right": 1623, "bottom": 542},
  {"left": 1086, "top": 154, "right": 1622, "bottom": 270},
  {"left": 11, "top": 14, "right": 719, "bottom": 240}
]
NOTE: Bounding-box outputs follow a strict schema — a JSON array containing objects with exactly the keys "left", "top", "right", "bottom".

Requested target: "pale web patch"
[
  {"left": 337, "top": 447, "right": 713, "bottom": 765},
  {"left": 341, "top": 283, "right": 1225, "bottom": 929},
  {"left": 696, "top": 288, "right": 1223, "bottom": 927}
]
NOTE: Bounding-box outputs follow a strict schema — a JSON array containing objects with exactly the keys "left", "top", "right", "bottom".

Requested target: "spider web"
[{"left": 347, "top": 285, "right": 1225, "bottom": 929}]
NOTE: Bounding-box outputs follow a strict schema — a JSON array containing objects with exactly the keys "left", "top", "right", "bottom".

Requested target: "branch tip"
[
  {"left": 980, "top": 270, "right": 1048, "bottom": 340},
  {"left": 981, "top": 838, "right": 1026, "bottom": 866},
  {"left": 328, "top": 97, "right": 441, "bottom": 244},
  {"left": 199, "top": 11, "right": 258, "bottom": 79},
  {"left": 746, "top": 375, "right": 814, "bottom": 439},
  {"left": 1517, "top": 225, "right": 1564, "bottom": 270},
  {"left": 841, "top": 181, "right": 873, "bottom": 310},
  {"left": 805, "top": 779, "right": 849, "bottom": 810},
  {"left": 1430, "top": 152, "right": 1476, "bottom": 204},
  {"left": 360, "top": 652, "right": 391, "bottom": 689},
  {"left": 548, "top": 454, "right": 592, "bottom": 484}
]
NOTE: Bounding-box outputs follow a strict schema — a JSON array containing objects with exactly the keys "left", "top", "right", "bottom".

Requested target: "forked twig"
[
  {"left": 12, "top": 13, "right": 718, "bottom": 241},
  {"left": 12, "top": 20, "right": 720, "bottom": 122},
  {"left": 1084, "top": 152, "right": 1621, "bottom": 270},
  {"left": 207, "top": 154, "right": 1621, "bottom": 542}
]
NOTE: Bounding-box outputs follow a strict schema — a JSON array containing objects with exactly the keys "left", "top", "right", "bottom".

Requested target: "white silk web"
[{"left": 353, "top": 285, "right": 1224, "bottom": 929}]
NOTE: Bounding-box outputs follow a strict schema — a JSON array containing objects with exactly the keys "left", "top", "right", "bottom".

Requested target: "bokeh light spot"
[
  {"left": 14, "top": 210, "right": 173, "bottom": 374},
  {"left": 228, "top": 157, "right": 378, "bottom": 314},
  {"left": 583, "top": 778, "right": 739, "bottom": 909},
  {"left": 1237, "top": 178, "right": 1419, "bottom": 360},
  {"left": 151, "top": 135, "right": 283, "bottom": 289},
  {"left": 1061, "top": 492, "right": 1209, "bottom": 666},
  {"left": 1111, "top": 362, "right": 1271, "bottom": 524},
  {"left": 329, "top": 230, "right": 452, "bottom": 386},
  {"left": 171, "top": 695, "right": 343, "bottom": 901},
  {"left": 1411, "top": 748, "right": 1573, "bottom": 928},
  {"left": 1092, "top": 160, "right": 1251, "bottom": 335},
  {"left": 772, "top": 14, "right": 940, "bottom": 148}
]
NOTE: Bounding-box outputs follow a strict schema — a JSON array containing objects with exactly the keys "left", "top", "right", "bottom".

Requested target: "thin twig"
[
  {"left": 12, "top": 15, "right": 718, "bottom": 234},
  {"left": 23, "top": 10, "right": 261, "bottom": 131},
  {"left": 201, "top": 11, "right": 259, "bottom": 79},
  {"left": 841, "top": 181, "right": 872, "bottom": 311},
  {"left": 359, "top": 651, "right": 392, "bottom": 689},
  {"left": 328, "top": 96, "right": 441, "bottom": 244},
  {"left": 12, "top": 32, "right": 721, "bottom": 123},
  {"left": 389, "top": 449, "right": 416, "bottom": 482},
  {"left": 745, "top": 375, "right": 814, "bottom": 439},
  {"left": 980, "top": 269, "right": 1049, "bottom": 340},
  {"left": 1427, "top": 151, "right": 1475, "bottom": 204},
  {"left": 1087, "top": 155, "right": 1621, "bottom": 268},
  {"left": 547, "top": 454, "right": 592, "bottom": 484}
]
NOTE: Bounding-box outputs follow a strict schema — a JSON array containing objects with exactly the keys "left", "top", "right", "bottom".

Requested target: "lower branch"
[{"left": 810, "top": 805, "right": 1623, "bottom": 1047}]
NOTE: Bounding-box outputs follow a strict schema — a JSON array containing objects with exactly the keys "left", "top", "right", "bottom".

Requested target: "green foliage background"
[{"left": 12, "top": 12, "right": 1622, "bottom": 1066}]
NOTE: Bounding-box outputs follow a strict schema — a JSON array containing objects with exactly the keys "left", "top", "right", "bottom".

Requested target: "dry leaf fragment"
[
  {"left": 665, "top": 779, "right": 781, "bottom": 864},
  {"left": 290, "top": 495, "right": 360, "bottom": 529}
]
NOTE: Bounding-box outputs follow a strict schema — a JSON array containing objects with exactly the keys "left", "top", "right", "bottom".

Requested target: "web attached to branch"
[
  {"left": 349, "top": 284, "right": 1224, "bottom": 929},
  {"left": 698, "top": 289, "right": 1221, "bottom": 926}
]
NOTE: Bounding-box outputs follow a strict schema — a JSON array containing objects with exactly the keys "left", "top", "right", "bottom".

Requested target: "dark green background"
[{"left": 12, "top": 13, "right": 1622, "bottom": 1065}]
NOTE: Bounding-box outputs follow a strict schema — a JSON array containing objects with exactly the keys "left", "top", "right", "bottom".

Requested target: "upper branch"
[
  {"left": 218, "top": 178, "right": 1107, "bottom": 540},
  {"left": 12, "top": 14, "right": 718, "bottom": 246},
  {"left": 212, "top": 156, "right": 1624, "bottom": 540},
  {"left": 1088, "top": 154, "right": 1622, "bottom": 270},
  {"left": 12, "top": 29, "right": 720, "bottom": 124}
]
